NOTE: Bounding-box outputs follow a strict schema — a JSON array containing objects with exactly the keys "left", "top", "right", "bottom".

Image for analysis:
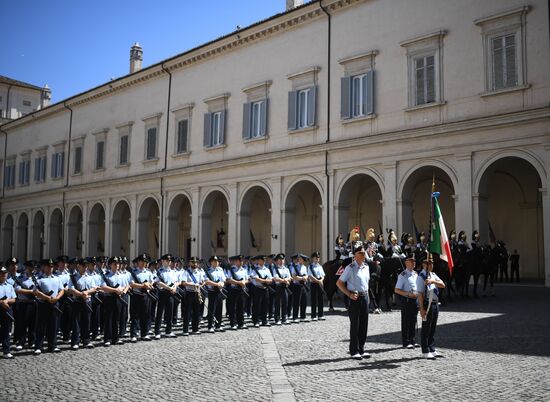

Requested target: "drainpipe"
[
  {"left": 5, "top": 85, "right": 13, "bottom": 120},
  {"left": 1, "top": 127, "right": 7, "bottom": 198},
  {"left": 320, "top": 0, "right": 332, "bottom": 259},
  {"left": 159, "top": 63, "right": 173, "bottom": 256}
]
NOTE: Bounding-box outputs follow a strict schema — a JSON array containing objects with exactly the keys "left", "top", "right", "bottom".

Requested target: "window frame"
[
  {"left": 51, "top": 151, "right": 65, "bottom": 179},
  {"left": 95, "top": 140, "right": 105, "bottom": 170},
  {"left": 73, "top": 145, "right": 83, "bottom": 175},
  {"left": 176, "top": 119, "right": 189, "bottom": 154},
  {"left": 18, "top": 159, "right": 30, "bottom": 186}
]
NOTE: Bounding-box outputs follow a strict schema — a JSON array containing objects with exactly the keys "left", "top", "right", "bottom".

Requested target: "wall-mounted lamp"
[{"left": 271, "top": 234, "right": 278, "bottom": 240}]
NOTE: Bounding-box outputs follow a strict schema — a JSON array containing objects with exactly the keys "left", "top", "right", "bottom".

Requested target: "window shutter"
[
  {"left": 34, "top": 158, "right": 39, "bottom": 181},
  {"left": 51, "top": 154, "right": 56, "bottom": 178},
  {"left": 307, "top": 85, "right": 317, "bottom": 127},
  {"left": 426, "top": 56, "right": 435, "bottom": 103},
  {"left": 340, "top": 76, "right": 351, "bottom": 119},
  {"left": 415, "top": 58, "right": 425, "bottom": 105},
  {"left": 177, "top": 120, "right": 188, "bottom": 153},
  {"left": 219, "top": 109, "right": 226, "bottom": 144},
  {"left": 505, "top": 34, "right": 517, "bottom": 88},
  {"left": 146, "top": 128, "right": 156, "bottom": 159},
  {"left": 41, "top": 157, "right": 46, "bottom": 181},
  {"left": 287, "top": 91, "right": 297, "bottom": 130},
  {"left": 203, "top": 113, "right": 212, "bottom": 147},
  {"left": 260, "top": 98, "right": 268, "bottom": 136},
  {"left": 492, "top": 37, "right": 504, "bottom": 90},
  {"left": 366, "top": 70, "right": 375, "bottom": 115},
  {"left": 74, "top": 147, "right": 82, "bottom": 174},
  {"left": 60, "top": 152, "right": 65, "bottom": 176},
  {"left": 242, "top": 102, "right": 251, "bottom": 140}
]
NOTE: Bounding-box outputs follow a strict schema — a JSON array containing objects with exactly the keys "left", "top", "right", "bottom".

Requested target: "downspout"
[
  {"left": 1, "top": 127, "right": 7, "bottom": 198},
  {"left": 5, "top": 85, "right": 13, "bottom": 120},
  {"left": 320, "top": 0, "right": 332, "bottom": 260},
  {"left": 160, "top": 63, "right": 173, "bottom": 256},
  {"left": 63, "top": 102, "right": 74, "bottom": 253}
]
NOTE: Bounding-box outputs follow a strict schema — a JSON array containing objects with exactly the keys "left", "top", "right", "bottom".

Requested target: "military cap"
[
  {"left": 23, "top": 260, "right": 35, "bottom": 268},
  {"left": 136, "top": 253, "right": 149, "bottom": 263},
  {"left": 40, "top": 258, "right": 55, "bottom": 267},
  {"left": 274, "top": 253, "right": 285, "bottom": 261},
  {"left": 405, "top": 253, "right": 416, "bottom": 261},
  {"left": 297, "top": 253, "right": 309, "bottom": 261},
  {"left": 76, "top": 259, "right": 87, "bottom": 266},
  {"left": 188, "top": 257, "right": 200, "bottom": 264},
  {"left": 6, "top": 257, "right": 18, "bottom": 266},
  {"left": 352, "top": 241, "right": 366, "bottom": 255},
  {"left": 108, "top": 256, "right": 120, "bottom": 265},
  {"left": 0, "top": 266, "right": 7, "bottom": 274},
  {"left": 161, "top": 254, "right": 173, "bottom": 262},
  {"left": 290, "top": 254, "right": 298, "bottom": 260},
  {"left": 311, "top": 251, "right": 320, "bottom": 259},
  {"left": 208, "top": 255, "right": 219, "bottom": 263},
  {"left": 229, "top": 255, "right": 243, "bottom": 261},
  {"left": 56, "top": 255, "right": 69, "bottom": 264},
  {"left": 267, "top": 254, "right": 276, "bottom": 260},
  {"left": 253, "top": 255, "right": 265, "bottom": 261},
  {"left": 85, "top": 256, "right": 97, "bottom": 264}
]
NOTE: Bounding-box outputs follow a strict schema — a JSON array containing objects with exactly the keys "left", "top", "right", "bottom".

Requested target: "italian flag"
[{"left": 429, "top": 192, "right": 454, "bottom": 275}]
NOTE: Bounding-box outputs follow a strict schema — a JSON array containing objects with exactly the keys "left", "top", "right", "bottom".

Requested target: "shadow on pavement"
[{"left": 328, "top": 356, "right": 422, "bottom": 372}]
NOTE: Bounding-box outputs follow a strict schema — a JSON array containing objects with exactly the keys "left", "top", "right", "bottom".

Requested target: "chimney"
[
  {"left": 40, "top": 84, "right": 51, "bottom": 108},
  {"left": 130, "top": 42, "right": 143, "bottom": 73},
  {"left": 286, "top": 0, "right": 304, "bottom": 11}
]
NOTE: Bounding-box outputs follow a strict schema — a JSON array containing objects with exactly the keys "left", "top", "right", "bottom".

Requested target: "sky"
[{"left": 0, "top": 0, "right": 291, "bottom": 103}]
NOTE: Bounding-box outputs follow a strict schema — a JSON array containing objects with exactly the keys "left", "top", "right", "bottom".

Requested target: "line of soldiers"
[{"left": 0, "top": 251, "right": 326, "bottom": 359}]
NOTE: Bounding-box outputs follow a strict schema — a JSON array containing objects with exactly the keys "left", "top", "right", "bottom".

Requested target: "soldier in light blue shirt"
[
  {"left": 129, "top": 254, "right": 155, "bottom": 342},
  {"left": 153, "top": 254, "right": 179, "bottom": 339},
  {"left": 181, "top": 257, "right": 206, "bottom": 335},
  {"left": 226, "top": 255, "right": 249, "bottom": 329},
  {"left": 12, "top": 261, "right": 36, "bottom": 351},
  {"left": 337, "top": 241, "right": 371, "bottom": 360},
  {"left": 0, "top": 266, "right": 17, "bottom": 358},
  {"left": 394, "top": 254, "right": 419, "bottom": 349},
  {"left": 290, "top": 254, "right": 309, "bottom": 323},
  {"left": 272, "top": 253, "right": 291, "bottom": 325},
  {"left": 249, "top": 255, "right": 273, "bottom": 327},
  {"left": 204, "top": 256, "right": 226, "bottom": 332},
  {"left": 308, "top": 251, "right": 326, "bottom": 321}
]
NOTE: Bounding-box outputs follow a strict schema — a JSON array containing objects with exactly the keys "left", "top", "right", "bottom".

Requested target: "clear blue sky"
[{"left": 1, "top": 0, "right": 289, "bottom": 103}]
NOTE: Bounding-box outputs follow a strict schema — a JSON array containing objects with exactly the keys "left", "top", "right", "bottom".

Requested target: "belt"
[{"left": 353, "top": 291, "right": 369, "bottom": 296}]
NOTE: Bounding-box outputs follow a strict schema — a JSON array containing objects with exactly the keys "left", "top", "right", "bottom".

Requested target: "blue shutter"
[
  {"left": 177, "top": 120, "right": 188, "bottom": 153},
  {"left": 287, "top": 91, "right": 297, "bottom": 130},
  {"left": 60, "top": 152, "right": 65, "bottom": 177},
  {"left": 203, "top": 113, "right": 212, "bottom": 147},
  {"left": 260, "top": 98, "right": 268, "bottom": 136},
  {"left": 219, "top": 110, "right": 226, "bottom": 145},
  {"left": 307, "top": 85, "right": 317, "bottom": 127},
  {"left": 341, "top": 76, "right": 351, "bottom": 119},
  {"left": 51, "top": 154, "right": 56, "bottom": 178},
  {"left": 242, "top": 102, "right": 251, "bottom": 140},
  {"left": 366, "top": 70, "right": 374, "bottom": 115},
  {"left": 34, "top": 158, "right": 39, "bottom": 181}
]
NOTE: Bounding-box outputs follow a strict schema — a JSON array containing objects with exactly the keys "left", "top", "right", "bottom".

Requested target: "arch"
[
  {"left": 282, "top": 175, "right": 325, "bottom": 207},
  {"left": 284, "top": 179, "right": 323, "bottom": 257},
  {"left": 49, "top": 208, "right": 64, "bottom": 258},
  {"left": 1, "top": 215, "right": 14, "bottom": 259},
  {"left": 16, "top": 213, "right": 29, "bottom": 260},
  {"left": 137, "top": 197, "right": 160, "bottom": 258},
  {"left": 398, "top": 159, "right": 458, "bottom": 200},
  {"left": 239, "top": 185, "right": 272, "bottom": 256},
  {"left": 67, "top": 205, "right": 84, "bottom": 258},
  {"left": 111, "top": 199, "right": 132, "bottom": 258},
  {"left": 476, "top": 155, "right": 544, "bottom": 281},
  {"left": 200, "top": 190, "right": 229, "bottom": 258},
  {"left": 167, "top": 193, "right": 192, "bottom": 259},
  {"left": 399, "top": 164, "right": 456, "bottom": 238},
  {"left": 237, "top": 181, "right": 273, "bottom": 212},
  {"left": 88, "top": 203, "right": 106, "bottom": 257},
  {"left": 336, "top": 172, "right": 383, "bottom": 239},
  {"left": 335, "top": 168, "right": 385, "bottom": 200},
  {"left": 31, "top": 210, "right": 45, "bottom": 260}
]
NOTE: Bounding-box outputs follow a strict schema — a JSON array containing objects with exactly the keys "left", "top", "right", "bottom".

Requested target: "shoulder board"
[{"left": 400, "top": 271, "right": 407, "bottom": 276}]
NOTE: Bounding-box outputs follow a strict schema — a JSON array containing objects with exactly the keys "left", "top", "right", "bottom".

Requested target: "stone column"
[
  {"left": 104, "top": 200, "right": 112, "bottom": 256},
  {"left": 541, "top": 187, "right": 550, "bottom": 287},
  {"left": 82, "top": 203, "right": 89, "bottom": 259},
  {"left": 383, "top": 162, "right": 397, "bottom": 233},
  {"left": 455, "top": 153, "right": 473, "bottom": 239},
  {"left": 190, "top": 187, "right": 200, "bottom": 257},
  {"left": 270, "top": 177, "right": 282, "bottom": 253},
  {"left": 227, "top": 183, "right": 238, "bottom": 256}
]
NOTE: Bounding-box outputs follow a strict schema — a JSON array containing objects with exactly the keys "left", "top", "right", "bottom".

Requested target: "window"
[
  {"left": 176, "top": 120, "right": 188, "bottom": 153},
  {"left": 298, "top": 89, "right": 311, "bottom": 128},
  {"left": 4, "top": 163, "right": 15, "bottom": 188},
  {"left": 287, "top": 86, "right": 317, "bottom": 130},
  {"left": 119, "top": 135, "right": 129, "bottom": 165},
  {"left": 146, "top": 128, "right": 157, "bottom": 159},
  {"left": 51, "top": 152, "right": 64, "bottom": 178},
  {"left": 22, "top": 100, "right": 31, "bottom": 107},
  {"left": 96, "top": 141, "right": 105, "bottom": 169},
  {"left": 18, "top": 160, "right": 30, "bottom": 186},
  {"left": 341, "top": 70, "right": 375, "bottom": 120},
  {"left": 34, "top": 156, "right": 46, "bottom": 182},
  {"left": 414, "top": 55, "right": 436, "bottom": 105},
  {"left": 203, "top": 110, "right": 226, "bottom": 148},
  {"left": 491, "top": 34, "right": 517, "bottom": 91},
  {"left": 242, "top": 100, "right": 267, "bottom": 139},
  {"left": 74, "top": 146, "right": 82, "bottom": 174}
]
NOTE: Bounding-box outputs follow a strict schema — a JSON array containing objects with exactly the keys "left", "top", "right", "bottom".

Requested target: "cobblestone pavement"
[{"left": 1, "top": 283, "right": 549, "bottom": 401}]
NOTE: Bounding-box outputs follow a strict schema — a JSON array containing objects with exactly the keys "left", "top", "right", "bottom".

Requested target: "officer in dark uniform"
[
  {"left": 394, "top": 254, "right": 418, "bottom": 349},
  {"left": 272, "top": 253, "right": 291, "bottom": 325},
  {"left": 54, "top": 256, "right": 72, "bottom": 343},
  {"left": 180, "top": 257, "right": 205, "bottom": 336},
  {"left": 204, "top": 255, "right": 226, "bottom": 332},
  {"left": 290, "top": 254, "right": 309, "bottom": 323},
  {"left": 86, "top": 257, "right": 102, "bottom": 341},
  {"left": 226, "top": 255, "right": 249, "bottom": 330},
  {"left": 13, "top": 261, "right": 37, "bottom": 351},
  {"left": 129, "top": 254, "right": 155, "bottom": 342},
  {"left": 249, "top": 255, "right": 273, "bottom": 327},
  {"left": 154, "top": 254, "right": 179, "bottom": 339},
  {"left": 509, "top": 250, "right": 520, "bottom": 283}
]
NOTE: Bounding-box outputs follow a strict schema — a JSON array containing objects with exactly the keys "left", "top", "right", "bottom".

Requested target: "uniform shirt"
[
  {"left": 155, "top": 267, "right": 179, "bottom": 287},
  {"left": 395, "top": 269, "right": 418, "bottom": 297},
  {"left": 68, "top": 272, "right": 96, "bottom": 292},
  {"left": 227, "top": 266, "right": 248, "bottom": 289},
  {"left": 36, "top": 275, "right": 64, "bottom": 298},
  {"left": 181, "top": 268, "right": 206, "bottom": 292},
  {"left": 14, "top": 274, "right": 35, "bottom": 302},
  {"left": 416, "top": 270, "right": 441, "bottom": 303},
  {"left": 249, "top": 265, "right": 273, "bottom": 288},
  {"left": 273, "top": 265, "right": 291, "bottom": 286},
  {"left": 308, "top": 263, "right": 325, "bottom": 280},
  {"left": 55, "top": 270, "right": 71, "bottom": 289},
  {"left": 101, "top": 271, "right": 133, "bottom": 288},
  {"left": 6, "top": 274, "right": 16, "bottom": 287},
  {"left": 205, "top": 267, "right": 226, "bottom": 290},
  {"left": 290, "top": 264, "right": 308, "bottom": 285},
  {"left": 0, "top": 281, "right": 16, "bottom": 299},
  {"left": 339, "top": 260, "right": 370, "bottom": 293}
]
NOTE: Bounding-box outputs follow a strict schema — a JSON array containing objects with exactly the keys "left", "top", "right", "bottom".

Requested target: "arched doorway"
[
  {"left": 67, "top": 206, "right": 83, "bottom": 257},
  {"left": 49, "top": 209, "right": 64, "bottom": 258},
  {"left": 167, "top": 194, "right": 192, "bottom": 259},
  {"left": 201, "top": 190, "right": 229, "bottom": 258},
  {"left": 88, "top": 204, "right": 105, "bottom": 257},
  {"left": 112, "top": 200, "right": 132, "bottom": 257},
  {"left": 138, "top": 198, "right": 160, "bottom": 258},
  {"left": 16, "top": 213, "right": 29, "bottom": 260},
  {"left": 337, "top": 174, "right": 383, "bottom": 239},
  {"left": 400, "top": 166, "right": 455, "bottom": 238},
  {"left": 240, "top": 186, "right": 272, "bottom": 256},
  {"left": 31, "top": 211, "right": 45, "bottom": 260},
  {"left": 284, "top": 180, "right": 322, "bottom": 256},
  {"left": 2, "top": 215, "right": 14, "bottom": 259},
  {"left": 477, "top": 156, "right": 544, "bottom": 280}
]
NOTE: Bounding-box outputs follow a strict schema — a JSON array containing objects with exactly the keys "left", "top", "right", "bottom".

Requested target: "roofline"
[{"left": 0, "top": 76, "right": 43, "bottom": 91}]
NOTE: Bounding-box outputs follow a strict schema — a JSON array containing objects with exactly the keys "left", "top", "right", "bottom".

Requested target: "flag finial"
[{"left": 432, "top": 173, "right": 436, "bottom": 193}]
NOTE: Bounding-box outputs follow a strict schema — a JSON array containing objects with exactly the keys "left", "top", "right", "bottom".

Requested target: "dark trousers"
[
  {"left": 119, "top": 295, "right": 129, "bottom": 337},
  {"left": 1, "top": 312, "right": 14, "bottom": 354},
  {"left": 511, "top": 266, "right": 520, "bottom": 283},
  {"left": 155, "top": 292, "right": 174, "bottom": 335},
  {"left": 71, "top": 302, "right": 92, "bottom": 346},
  {"left": 90, "top": 296, "right": 102, "bottom": 339},
  {"left": 228, "top": 288, "right": 245, "bottom": 327},
  {"left": 274, "top": 286, "right": 288, "bottom": 322},
  {"left": 173, "top": 299, "right": 180, "bottom": 324},
  {"left": 207, "top": 290, "right": 223, "bottom": 329},
  {"left": 150, "top": 290, "right": 158, "bottom": 324},
  {"left": 245, "top": 283, "right": 253, "bottom": 316},
  {"left": 59, "top": 298, "right": 72, "bottom": 341},
  {"left": 103, "top": 296, "right": 123, "bottom": 343},
  {"left": 14, "top": 302, "right": 36, "bottom": 347},
  {"left": 310, "top": 283, "right": 324, "bottom": 319},
  {"left": 35, "top": 302, "right": 60, "bottom": 351},
  {"left": 400, "top": 297, "right": 418, "bottom": 346},
  {"left": 348, "top": 296, "right": 369, "bottom": 355},
  {"left": 183, "top": 291, "right": 201, "bottom": 333},
  {"left": 286, "top": 289, "right": 293, "bottom": 318},
  {"left": 130, "top": 294, "right": 151, "bottom": 338},
  {"left": 499, "top": 263, "right": 509, "bottom": 282},
  {"left": 268, "top": 291, "right": 275, "bottom": 319},
  {"left": 252, "top": 287, "right": 269, "bottom": 325},
  {"left": 421, "top": 302, "right": 439, "bottom": 353},
  {"left": 292, "top": 284, "right": 307, "bottom": 320}
]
